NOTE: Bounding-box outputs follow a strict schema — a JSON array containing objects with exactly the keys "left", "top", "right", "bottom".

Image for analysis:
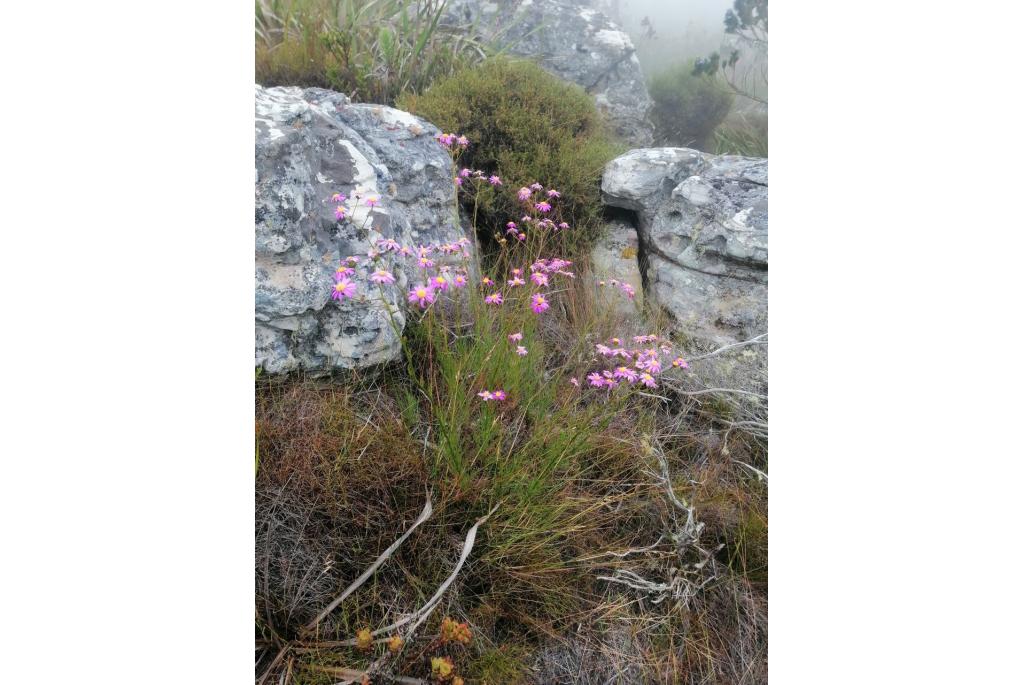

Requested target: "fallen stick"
[{"left": 302, "top": 496, "right": 433, "bottom": 635}]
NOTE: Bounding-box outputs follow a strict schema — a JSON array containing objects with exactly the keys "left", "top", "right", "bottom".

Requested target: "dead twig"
[{"left": 302, "top": 496, "right": 433, "bottom": 635}]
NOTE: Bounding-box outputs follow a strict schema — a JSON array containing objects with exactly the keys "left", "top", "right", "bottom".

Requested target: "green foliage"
[
  {"left": 255, "top": 0, "right": 489, "bottom": 105},
  {"left": 694, "top": 0, "right": 768, "bottom": 106},
  {"left": 649, "top": 60, "right": 735, "bottom": 151},
  {"left": 714, "top": 115, "right": 768, "bottom": 157},
  {"left": 398, "top": 58, "right": 625, "bottom": 258}
]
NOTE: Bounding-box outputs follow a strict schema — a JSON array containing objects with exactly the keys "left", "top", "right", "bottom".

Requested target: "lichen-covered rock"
[
  {"left": 601, "top": 148, "right": 767, "bottom": 348},
  {"left": 255, "top": 85, "right": 466, "bottom": 375},
  {"left": 591, "top": 219, "right": 644, "bottom": 318},
  {"left": 442, "top": 0, "right": 653, "bottom": 145}
]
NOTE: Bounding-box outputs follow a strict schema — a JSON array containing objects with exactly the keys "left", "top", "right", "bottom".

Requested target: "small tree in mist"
[{"left": 694, "top": 0, "right": 767, "bottom": 105}]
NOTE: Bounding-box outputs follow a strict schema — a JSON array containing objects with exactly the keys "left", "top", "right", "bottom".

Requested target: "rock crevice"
[{"left": 602, "top": 148, "right": 768, "bottom": 347}]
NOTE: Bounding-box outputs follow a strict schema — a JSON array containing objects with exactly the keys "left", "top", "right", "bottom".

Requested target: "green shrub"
[
  {"left": 255, "top": 0, "right": 488, "bottom": 105},
  {"left": 398, "top": 58, "right": 625, "bottom": 258},
  {"left": 649, "top": 60, "right": 735, "bottom": 151}
]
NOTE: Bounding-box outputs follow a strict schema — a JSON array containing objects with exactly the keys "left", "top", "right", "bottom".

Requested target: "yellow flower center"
[
  {"left": 335, "top": 282, "right": 346, "bottom": 291},
  {"left": 416, "top": 288, "right": 427, "bottom": 298}
]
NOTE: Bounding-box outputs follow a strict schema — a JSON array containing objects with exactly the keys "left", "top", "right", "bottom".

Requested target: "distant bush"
[
  {"left": 255, "top": 0, "right": 488, "bottom": 105},
  {"left": 649, "top": 60, "right": 735, "bottom": 151},
  {"left": 398, "top": 58, "right": 624, "bottom": 258}
]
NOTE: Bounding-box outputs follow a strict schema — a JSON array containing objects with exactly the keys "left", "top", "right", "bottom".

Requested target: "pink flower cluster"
[
  {"left": 479, "top": 257, "right": 574, "bottom": 316},
  {"left": 598, "top": 278, "right": 637, "bottom": 300},
  {"left": 436, "top": 132, "right": 469, "bottom": 150},
  {"left": 328, "top": 192, "right": 384, "bottom": 224},
  {"left": 583, "top": 335, "right": 690, "bottom": 390},
  {"left": 455, "top": 166, "right": 502, "bottom": 188},
  {"left": 477, "top": 389, "right": 506, "bottom": 402},
  {"left": 328, "top": 210, "right": 475, "bottom": 305}
]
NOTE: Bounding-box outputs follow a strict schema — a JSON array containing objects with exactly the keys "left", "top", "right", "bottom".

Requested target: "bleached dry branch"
[{"left": 303, "top": 496, "right": 434, "bottom": 635}]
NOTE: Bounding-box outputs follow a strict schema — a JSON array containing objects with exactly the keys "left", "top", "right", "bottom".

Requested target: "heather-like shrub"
[
  {"left": 397, "top": 58, "right": 624, "bottom": 258},
  {"left": 649, "top": 60, "right": 735, "bottom": 150}
]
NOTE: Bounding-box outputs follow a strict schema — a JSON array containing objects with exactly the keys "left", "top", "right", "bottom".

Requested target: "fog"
[{"left": 596, "top": 0, "right": 738, "bottom": 76}]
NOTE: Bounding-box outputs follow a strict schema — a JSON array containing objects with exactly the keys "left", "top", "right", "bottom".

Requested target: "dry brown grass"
[{"left": 255, "top": 272, "right": 767, "bottom": 684}]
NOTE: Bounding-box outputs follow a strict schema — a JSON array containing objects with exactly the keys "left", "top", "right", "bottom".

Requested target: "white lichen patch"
[
  {"left": 593, "top": 29, "right": 633, "bottom": 52},
  {"left": 336, "top": 139, "right": 386, "bottom": 226},
  {"left": 374, "top": 106, "right": 422, "bottom": 129},
  {"left": 731, "top": 207, "right": 753, "bottom": 228}
]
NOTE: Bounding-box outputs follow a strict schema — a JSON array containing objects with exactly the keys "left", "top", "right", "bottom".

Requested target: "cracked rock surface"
[
  {"left": 602, "top": 148, "right": 767, "bottom": 348},
  {"left": 255, "top": 85, "right": 468, "bottom": 375},
  {"left": 442, "top": 0, "right": 654, "bottom": 145}
]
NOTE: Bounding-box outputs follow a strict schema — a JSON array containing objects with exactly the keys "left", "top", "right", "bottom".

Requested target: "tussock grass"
[
  {"left": 714, "top": 111, "right": 769, "bottom": 157},
  {"left": 255, "top": 0, "right": 492, "bottom": 105}
]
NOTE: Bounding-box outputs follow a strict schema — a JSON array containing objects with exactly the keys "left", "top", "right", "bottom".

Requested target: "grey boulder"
[
  {"left": 591, "top": 219, "right": 644, "bottom": 319},
  {"left": 442, "top": 0, "right": 654, "bottom": 145},
  {"left": 601, "top": 148, "right": 767, "bottom": 349},
  {"left": 255, "top": 85, "right": 466, "bottom": 375}
]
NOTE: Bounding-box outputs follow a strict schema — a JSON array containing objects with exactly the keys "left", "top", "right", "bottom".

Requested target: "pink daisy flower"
[
  {"left": 477, "top": 390, "right": 494, "bottom": 401},
  {"left": 672, "top": 357, "right": 690, "bottom": 370},
  {"left": 530, "top": 293, "right": 549, "bottom": 314},
  {"left": 621, "top": 283, "right": 636, "bottom": 299},
  {"left": 456, "top": 135, "right": 469, "bottom": 147},
  {"left": 558, "top": 222, "right": 569, "bottom": 230},
  {"left": 546, "top": 189, "right": 560, "bottom": 198},
  {"left": 452, "top": 274, "right": 468, "bottom": 288},
  {"left": 334, "top": 206, "right": 347, "bottom": 220},
  {"left": 529, "top": 182, "right": 543, "bottom": 191},
  {"left": 369, "top": 270, "right": 395, "bottom": 284},
  {"left": 455, "top": 177, "right": 463, "bottom": 186},
  {"left": 408, "top": 284, "right": 436, "bottom": 309},
  {"left": 484, "top": 293, "right": 503, "bottom": 305},
  {"left": 365, "top": 196, "right": 379, "bottom": 208},
  {"left": 335, "top": 267, "right": 354, "bottom": 280},
  {"left": 517, "top": 232, "right": 526, "bottom": 241},
  {"left": 508, "top": 332, "right": 523, "bottom": 342},
  {"left": 331, "top": 192, "right": 346, "bottom": 203},
  {"left": 569, "top": 377, "right": 579, "bottom": 387},
  {"left": 517, "top": 187, "right": 532, "bottom": 201},
  {"left": 516, "top": 346, "right": 528, "bottom": 357},
  {"left": 489, "top": 175, "right": 502, "bottom": 185},
  {"left": 507, "top": 276, "right": 525, "bottom": 287},
  {"left": 587, "top": 372, "right": 604, "bottom": 388},
  {"left": 530, "top": 272, "right": 549, "bottom": 287},
  {"left": 459, "top": 168, "right": 472, "bottom": 178},
  {"left": 431, "top": 275, "right": 449, "bottom": 292},
  {"left": 534, "top": 201, "right": 552, "bottom": 213},
  {"left": 493, "top": 390, "right": 506, "bottom": 401},
  {"left": 418, "top": 256, "right": 434, "bottom": 269},
  {"left": 332, "top": 278, "right": 357, "bottom": 300},
  {"left": 638, "top": 373, "right": 657, "bottom": 388},
  {"left": 613, "top": 366, "right": 638, "bottom": 382}
]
